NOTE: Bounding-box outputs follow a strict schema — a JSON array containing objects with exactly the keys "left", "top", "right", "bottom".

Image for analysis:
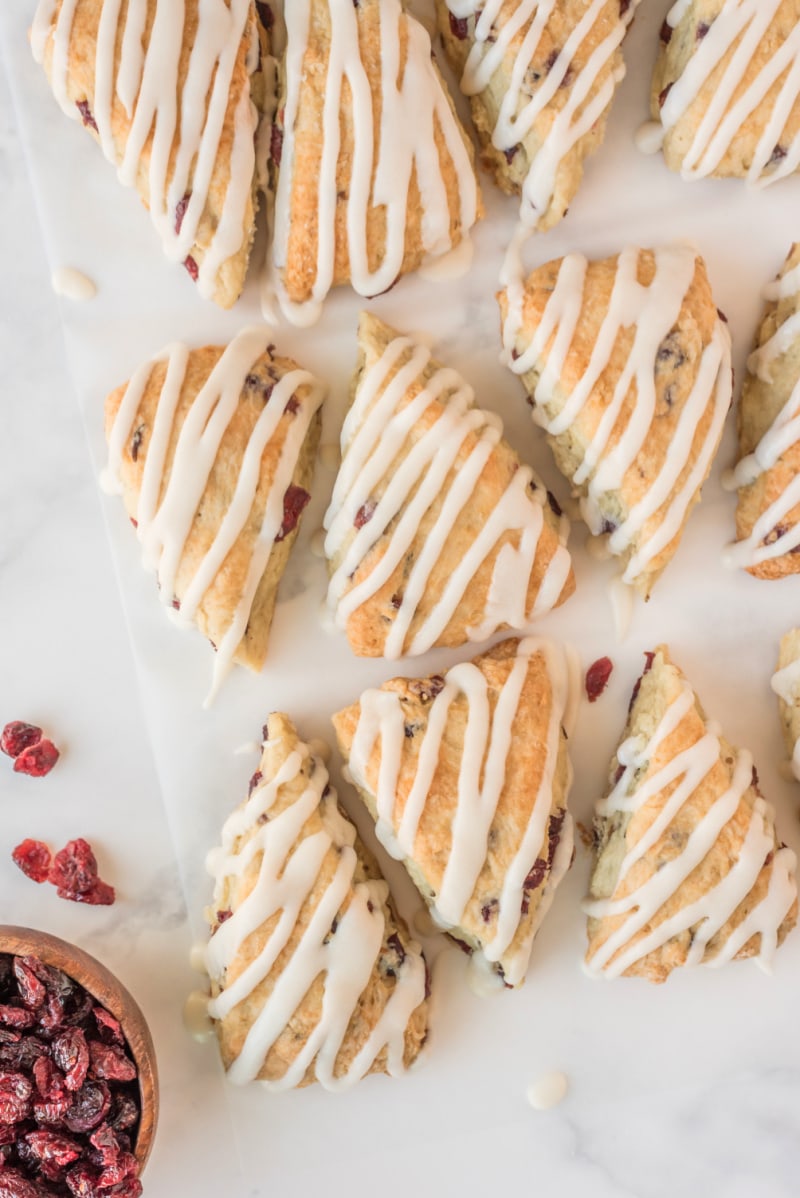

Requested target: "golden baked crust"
[
  {"left": 332, "top": 638, "right": 575, "bottom": 987},
  {"left": 652, "top": 0, "right": 800, "bottom": 185},
  {"left": 435, "top": 0, "right": 629, "bottom": 230},
  {"left": 205, "top": 713, "right": 429, "bottom": 1088},
  {"left": 104, "top": 334, "right": 323, "bottom": 680},
  {"left": 730, "top": 244, "right": 800, "bottom": 578},
  {"left": 773, "top": 629, "right": 800, "bottom": 776},
  {"left": 323, "top": 311, "right": 575, "bottom": 658},
  {"left": 498, "top": 246, "right": 732, "bottom": 597},
  {"left": 270, "top": 0, "right": 483, "bottom": 312},
  {"left": 586, "top": 646, "right": 798, "bottom": 983},
  {"left": 32, "top": 0, "right": 266, "bottom": 308}
]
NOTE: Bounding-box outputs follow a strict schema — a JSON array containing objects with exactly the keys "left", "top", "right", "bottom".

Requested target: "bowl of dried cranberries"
[{"left": 0, "top": 925, "right": 158, "bottom": 1197}]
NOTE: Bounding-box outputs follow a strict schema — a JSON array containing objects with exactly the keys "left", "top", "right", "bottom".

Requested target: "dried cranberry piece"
[
  {"left": 108, "top": 1095, "right": 138, "bottom": 1134},
  {"left": 0, "top": 1036, "right": 47, "bottom": 1072},
  {"left": 88, "top": 1042, "right": 136, "bottom": 1084},
  {"left": 0, "top": 1169, "right": 41, "bottom": 1198},
  {"left": 448, "top": 12, "right": 468, "bottom": 39},
  {"left": 57, "top": 880, "right": 116, "bottom": 907},
  {"left": 63, "top": 1081, "right": 111, "bottom": 1134},
  {"left": 92, "top": 1009, "right": 123, "bottom": 1048},
  {"left": 76, "top": 100, "right": 98, "bottom": 132},
  {"left": 12, "top": 961, "right": 45, "bottom": 1011},
  {"left": 248, "top": 770, "right": 262, "bottom": 796},
  {"left": 658, "top": 82, "right": 673, "bottom": 108},
  {"left": 11, "top": 841, "right": 52, "bottom": 885},
  {"left": 25, "top": 1129, "right": 82, "bottom": 1169},
  {"left": 130, "top": 426, "right": 145, "bottom": 464},
  {"left": 659, "top": 18, "right": 672, "bottom": 43},
  {"left": 33, "top": 1057, "right": 68, "bottom": 1101},
  {"left": 97, "top": 1150, "right": 138, "bottom": 1188},
  {"left": 174, "top": 191, "right": 191, "bottom": 235},
  {"left": 105, "top": 1180, "right": 143, "bottom": 1198},
  {"left": 0, "top": 1006, "right": 35, "bottom": 1030},
  {"left": 13, "top": 740, "right": 59, "bottom": 778},
  {"left": 33, "top": 1093, "right": 74, "bottom": 1125},
  {"left": 274, "top": 484, "right": 310, "bottom": 543},
  {"left": 89, "top": 1122, "right": 122, "bottom": 1164},
  {"left": 49, "top": 840, "right": 99, "bottom": 895},
  {"left": 585, "top": 656, "right": 613, "bottom": 702},
  {"left": 184, "top": 255, "right": 199, "bottom": 282},
  {"left": 65, "top": 1161, "right": 100, "bottom": 1196},
  {"left": 354, "top": 499, "right": 376, "bottom": 529},
  {"left": 0, "top": 723, "right": 42, "bottom": 758},
  {"left": 270, "top": 123, "right": 283, "bottom": 166},
  {"left": 53, "top": 1028, "right": 89, "bottom": 1092},
  {"left": 0, "top": 1072, "right": 33, "bottom": 1122},
  {"left": 255, "top": 1, "right": 274, "bottom": 29}
]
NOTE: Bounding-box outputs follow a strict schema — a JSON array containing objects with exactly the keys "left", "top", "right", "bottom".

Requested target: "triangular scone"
[
  {"left": 268, "top": 0, "right": 483, "bottom": 325},
  {"left": 724, "top": 245, "right": 800, "bottom": 577},
  {"left": 102, "top": 329, "right": 324, "bottom": 697},
  {"left": 31, "top": 0, "right": 267, "bottom": 308},
  {"left": 324, "top": 313, "right": 574, "bottom": 658},
  {"left": 498, "top": 245, "right": 733, "bottom": 597},
  {"left": 771, "top": 630, "right": 800, "bottom": 783},
  {"left": 332, "top": 638, "right": 576, "bottom": 987},
  {"left": 205, "top": 714, "right": 428, "bottom": 1090},
  {"left": 436, "top": 0, "right": 634, "bottom": 232},
  {"left": 652, "top": 0, "right": 800, "bottom": 186},
  {"left": 585, "top": 647, "right": 798, "bottom": 983}
]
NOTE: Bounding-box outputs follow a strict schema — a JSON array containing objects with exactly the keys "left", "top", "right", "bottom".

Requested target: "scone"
[
  {"left": 498, "top": 245, "right": 733, "bottom": 597},
  {"left": 31, "top": 0, "right": 267, "bottom": 308},
  {"left": 268, "top": 0, "right": 483, "bottom": 326},
  {"left": 332, "top": 637, "right": 576, "bottom": 987},
  {"left": 585, "top": 646, "right": 798, "bottom": 982},
  {"left": 724, "top": 244, "right": 800, "bottom": 576},
  {"left": 771, "top": 630, "right": 800, "bottom": 782},
  {"left": 652, "top": 0, "right": 800, "bottom": 186},
  {"left": 436, "top": 0, "right": 634, "bottom": 231},
  {"left": 323, "top": 312, "right": 575, "bottom": 658},
  {"left": 205, "top": 714, "right": 428, "bottom": 1089},
  {"left": 102, "top": 329, "right": 324, "bottom": 698}
]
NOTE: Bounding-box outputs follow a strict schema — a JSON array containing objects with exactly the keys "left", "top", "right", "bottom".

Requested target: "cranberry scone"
[
  {"left": 498, "top": 244, "right": 733, "bottom": 597},
  {"left": 332, "top": 638, "right": 577, "bottom": 987},
  {"left": 585, "top": 647, "right": 798, "bottom": 983},
  {"left": 323, "top": 312, "right": 575, "bottom": 658},
  {"left": 267, "top": 0, "right": 483, "bottom": 326},
  {"left": 652, "top": 0, "right": 800, "bottom": 187},
  {"left": 436, "top": 0, "right": 635, "bottom": 232},
  {"left": 102, "top": 328, "right": 324, "bottom": 699},
  {"left": 204, "top": 714, "right": 428, "bottom": 1089},
  {"left": 724, "top": 244, "right": 800, "bottom": 576},
  {"left": 31, "top": 1, "right": 269, "bottom": 308},
  {"left": 771, "top": 630, "right": 800, "bottom": 783}
]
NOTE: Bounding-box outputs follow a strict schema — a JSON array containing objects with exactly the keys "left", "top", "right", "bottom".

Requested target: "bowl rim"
[{"left": 0, "top": 924, "right": 159, "bottom": 1174}]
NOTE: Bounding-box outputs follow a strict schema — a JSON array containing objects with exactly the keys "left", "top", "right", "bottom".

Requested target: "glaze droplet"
[
  {"left": 52, "top": 266, "right": 97, "bottom": 301},
  {"left": 183, "top": 990, "right": 215, "bottom": 1041},
  {"left": 634, "top": 121, "right": 664, "bottom": 156},
  {"left": 526, "top": 1070, "right": 568, "bottom": 1110}
]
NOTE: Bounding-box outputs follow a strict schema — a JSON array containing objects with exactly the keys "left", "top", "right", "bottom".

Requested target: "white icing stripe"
[
  {"left": 271, "top": 0, "right": 479, "bottom": 326},
  {"left": 322, "top": 328, "right": 571, "bottom": 657},
  {"left": 660, "top": 0, "right": 800, "bottom": 188},
  {"left": 445, "top": 0, "right": 633, "bottom": 228},
  {"left": 101, "top": 328, "right": 324, "bottom": 698},
  {"left": 346, "top": 638, "right": 573, "bottom": 987},
  {"left": 771, "top": 648, "right": 800, "bottom": 782},
  {"left": 504, "top": 246, "right": 732, "bottom": 585},
  {"left": 32, "top": 0, "right": 258, "bottom": 300},
  {"left": 205, "top": 739, "right": 426, "bottom": 1090},
  {"left": 585, "top": 677, "right": 797, "bottom": 978}
]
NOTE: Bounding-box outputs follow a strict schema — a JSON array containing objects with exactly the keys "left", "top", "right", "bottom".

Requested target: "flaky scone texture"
[
  {"left": 332, "top": 638, "right": 574, "bottom": 987},
  {"left": 587, "top": 647, "right": 798, "bottom": 983},
  {"left": 774, "top": 630, "right": 800, "bottom": 773},
  {"left": 34, "top": 0, "right": 265, "bottom": 307},
  {"left": 105, "top": 341, "right": 322, "bottom": 673},
  {"left": 206, "top": 714, "right": 428, "bottom": 1087},
  {"left": 436, "top": 0, "right": 627, "bottom": 230},
  {"left": 652, "top": 0, "right": 800, "bottom": 184},
  {"left": 499, "top": 248, "right": 731, "bottom": 597}
]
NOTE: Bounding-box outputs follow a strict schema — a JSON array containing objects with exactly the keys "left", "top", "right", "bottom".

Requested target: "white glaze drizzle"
[
  {"left": 585, "top": 677, "right": 797, "bottom": 978},
  {"left": 723, "top": 255, "right": 800, "bottom": 568},
  {"left": 101, "top": 327, "right": 323, "bottom": 700},
  {"left": 634, "top": 120, "right": 665, "bottom": 155},
  {"left": 446, "top": 0, "right": 632, "bottom": 228},
  {"left": 270, "top": 0, "right": 479, "bottom": 326},
  {"left": 346, "top": 637, "right": 574, "bottom": 986},
  {"left": 503, "top": 245, "right": 732, "bottom": 586},
  {"left": 526, "top": 1070, "right": 568, "bottom": 1110},
  {"left": 771, "top": 648, "right": 800, "bottom": 782},
  {"left": 323, "top": 328, "right": 572, "bottom": 657},
  {"left": 51, "top": 266, "right": 97, "bottom": 301},
  {"left": 32, "top": 0, "right": 258, "bottom": 300},
  {"left": 205, "top": 735, "right": 426, "bottom": 1090},
  {"left": 660, "top": 0, "right": 800, "bottom": 187}
]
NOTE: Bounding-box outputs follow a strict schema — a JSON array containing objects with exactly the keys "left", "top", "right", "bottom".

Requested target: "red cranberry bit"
[
  {"left": 270, "top": 123, "right": 283, "bottom": 166},
  {"left": 184, "top": 254, "right": 199, "bottom": 281},
  {"left": 248, "top": 769, "right": 263, "bottom": 796},
  {"left": 768, "top": 144, "right": 787, "bottom": 168},
  {"left": 174, "top": 191, "right": 191, "bottom": 235},
  {"left": 12, "top": 961, "right": 45, "bottom": 1012},
  {"left": 696, "top": 20, "right": 709, "bottom": 39},
  {"left": 63, "top": 1080, "right": 111, "bottom": 1133},
  {"left": 13, "top": 739, "right": 60, "bottom": 778},
  {"left": 49, "top": 840, "right": 99, "bottom": 897},
  {"left": 0, "top": 1071, "right": 33, "bottom": 1123},
  {"left": 88, "top": 1042, "right": 136, "bottom": 1084},
  {"left": 585, "top": 656, "right": 613, "bottom": 702},
  {"left": 130, "top": 425, "right": 145, "bottom": 463},
  {"left": 216, "top": 909, "right": 232, "bottom": 926},
  {"left": 354, "top": 499, "right": 376, "bottom": 529},
  {"left": 643, "top": 650, "right": 655, "bottom": 673},
  {"left": 11, "top": 840, "right": 52, "bottom": 885},
  {"left": 0, "top": 1169, "right": 40, "bottom": 1198},
  {"left": 255, "top": 1, "right": 274, "bottom": 29},
  {"left": 619, "top": 0, "right": 631, "bottom": 15},
  {"left": 76, "top": 100, "right": 98, "bottom": 133},
  {"left": 284, "top": 395, "right": 300, "bottom": 416},
  {"left": 53, "top": 1029, "right": 89, "bottom": 1093},
  {"left": 25, "top": 1129, "right": 82, "bottom": 1169},
  {"left": 275, "top": 484, "right": 310, "bottom": 543},
  {"left": 503, "top": 144, "right": 519, "bottom": 164},
  {"left": 1, "top": 722, "right": 42, "bottom": 759},
  {"left": 0, "top": 1007, "right": 35, "bottom": 1031},
  {"left": 659, "top": 19, "right": 672, "bottom": 43},
  {"left": 58, "top": 880, "right": 115, "bottom": 907},
  {"left": 33, "top": 1056, "right": 68, "bottom": 1101},
  {"left": 92, "top": 1008, "right": 123, "bottom": 1047},
  {"left": 658, "top": 82, "right": 673, "bottom": 108},
  {"left": 448, "top": 12, "right": 468, "bottom": 39}
]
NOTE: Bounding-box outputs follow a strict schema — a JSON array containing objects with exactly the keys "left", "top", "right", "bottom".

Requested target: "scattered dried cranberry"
[
  {"left": 585, "top": 656, "right": 613, "bottom": 702},
  {"left": 14, "top": 740, "right": 60, "bottom": 778},
  {"left": 49, "top": 841, "right": 100, "bottom": 897},
  {"left": 174, "top": 191, "right": 191, "bottom": 235},
  {"left": 12, "top": 841, "right": 52, "bottom": 885},
  {"left": 448, "top": 12, "right": 468, "bottom": 38},
  {"left": 255, "top": 1, "right": 274, "bottom": 29},
  {"left": 76, "top": 100, "right": 98, "bottom": 133},
  {"left": 274, "top": 484, "right": 310, "bottom": 543},
  {"left": 57, "top": 880, "right": 116, "bottom": 908},
  {"left": 1, "top": 723, "right": 42, "bottom": 759},
  {"left": 184, "top": 255, "right": 198, "bottom": 281},
  {"left": 354, "top": 499, "right": 376, "bottom": 529}
]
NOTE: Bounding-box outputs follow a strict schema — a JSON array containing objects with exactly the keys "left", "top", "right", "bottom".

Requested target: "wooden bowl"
[{"left": 0, "top": 925, "right": 159, "bottom": 1174}]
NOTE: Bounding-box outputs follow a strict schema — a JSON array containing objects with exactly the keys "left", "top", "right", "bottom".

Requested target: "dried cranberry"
[
  {"left": 89, "top": 1122, "right": 122, "bottom": 1164},
  {"left": 184, "top": 255, "right": 199, "bottom": 281},
  {"left": 53, "top": 1029, "right": 89, "bottom": 1092},
  {"left": 696, "top": 20, "right": 709, "bottom": 39},
  {"left": 0, "top": 1007, "right": 36, "bottom": 1030},
  {"left": 105, "top": 1180, "right": 142, "bottom": 1198},
  {"left": 12, "top": 961, "right": 45, "bottom": 1011},
  {"left": 274, "top": 484, "right": 310, "bottom": 543},
  {"left": 92, "top": 1009, "right": 123, "bottom": 1048},
  {"left": 270, "top": 123, "right": 283, "bottom": 166},
  {"left": 284, "top": 395, "right": 300, "bottom": 416},
  {"left": 33, "top": 1093, "right": 74, "bottom": 1124},
  {"left": 88, "top": 1042, "right": 136, "bottom": 1084},
  {"left": 255, "top": 1, "right": 274, "bottom": 29},
  {"left": 57, "top": 880, "right": 116, "bottom": 907},
  {"left": 97, "top": 1150, "right": 138, "bottom": 1187},
  {"left": 65, "top": 1161, "right": 100, "bottom": 1196},
  {"left": 658, "top": 83, "right": 673, "bottom": 108},
  {"left": 130, "top": 426, "right": 144, "bottom": 463},
  {"left": 108, "top": 1095, "right": 138, "bottom": 1134},
  {"left": 503, "top": 144, "right": 519, "bottom": 164},
  {"left": 585, "top": 656, "right": 613, "bottom": 702},
  {"left": 11, "top": 841, "right": 52, "bottom": 885},
  {"left": 448, "top": 12, "right": 468, "bottom": 39},
  {"left": 0, "top": 1036, "right": 47, "bottom": 1072},
  {"left": 76, "top": 100, "right": 98, "bottom": 132},
  {"left": 33, "top": 1057, "right": 67, "bottom": 1101},
  {"left": 659, "top": 18, "right": 672, "bottom": 43},
  {"left": 49, "top": 840, "right": 99, "bottom": 895},
  {"left": 0, "top": 1071, "right": 33, "bottom": 1122},
  {"left": 354, "top": 499, "right": 376, "bottom": 529},
  {"left": 0, "top": 1169, "right": 41, "bottom": 1198},
  {"left": 0, "top": 723, "right": 42, "bottom": 758},
  {"left": 63, "top": 1081, "right": 111, "bottom": 1133},
  {"left": 13, "top": 740, "right": 59, "bottom": 778},
  {"left": 174, "top": 191, "right": 191, "bottom": 235},
  {"left": 25, "top": 1128, "right": 82, "bottom": 1168}
]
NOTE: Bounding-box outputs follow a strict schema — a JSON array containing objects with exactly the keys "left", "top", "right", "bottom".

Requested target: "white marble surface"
[{"left": 2, "top": 1, "right": 800, "bottom": 1195}]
